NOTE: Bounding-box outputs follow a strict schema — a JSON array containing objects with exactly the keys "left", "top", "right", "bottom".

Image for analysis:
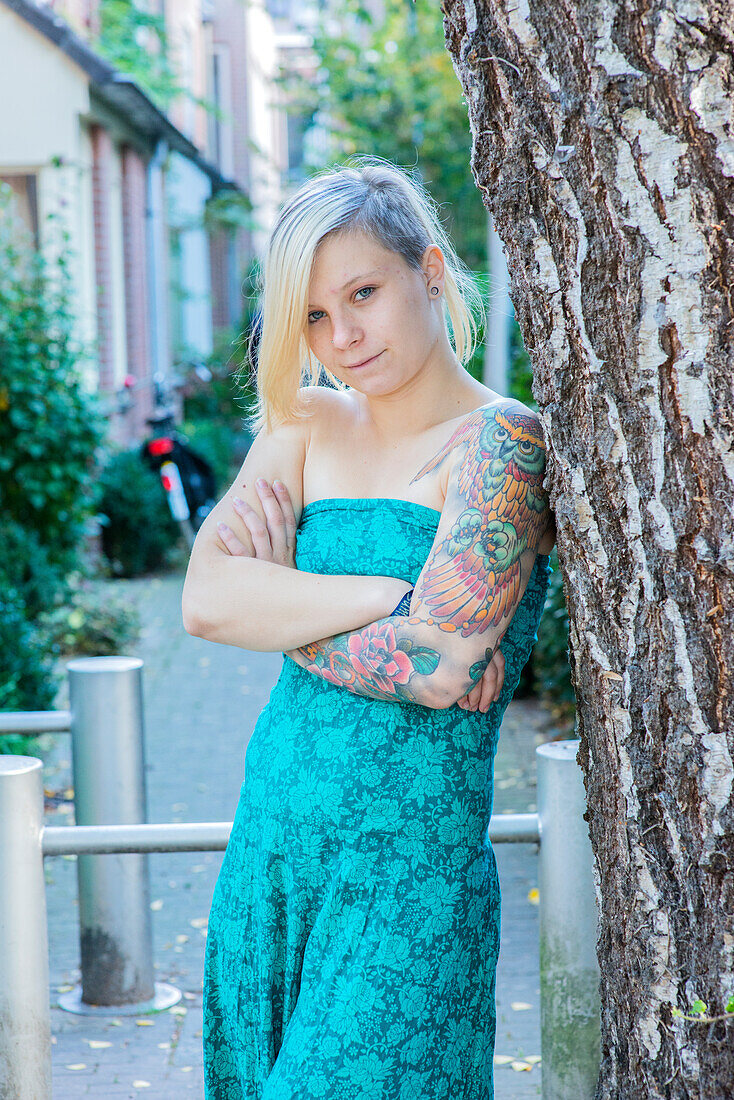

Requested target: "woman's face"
[{"left": 305, "top": 229, "right": 444, "bottom": 398}]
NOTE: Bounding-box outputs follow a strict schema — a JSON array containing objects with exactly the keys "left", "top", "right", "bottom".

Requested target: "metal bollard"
[
  {"left": 537, "top": 739, "right": 601, "bottom": 1099},
  {"left": 61, "top": 656, "right": 177, "bottom": 1013},
  {"left": 0, "top": 756, "right": 52, "bottom": 1100}
]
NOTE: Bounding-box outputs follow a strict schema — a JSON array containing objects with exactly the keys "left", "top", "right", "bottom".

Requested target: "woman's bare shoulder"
[{"left": 298, "top": 384, "right": 356, "bottom": 430}]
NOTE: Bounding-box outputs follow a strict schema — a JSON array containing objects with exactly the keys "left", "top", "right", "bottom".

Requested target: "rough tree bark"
[{"left": 440, "top": 1, "right": 734, "bottom": 1097}]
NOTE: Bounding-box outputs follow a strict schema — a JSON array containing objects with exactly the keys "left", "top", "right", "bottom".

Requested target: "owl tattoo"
[{"left": 410, "top": 404, "right": 549, "bottom": 637}]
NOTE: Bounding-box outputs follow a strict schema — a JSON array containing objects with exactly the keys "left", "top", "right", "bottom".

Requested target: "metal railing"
[{"left": 0, "top": 657, "right": 601, "bottom": 1100}]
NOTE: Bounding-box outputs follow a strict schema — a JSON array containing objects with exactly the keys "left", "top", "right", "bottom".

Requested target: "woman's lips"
[{"left": 346, "top": 350, "right": 383, "bottom": 369}]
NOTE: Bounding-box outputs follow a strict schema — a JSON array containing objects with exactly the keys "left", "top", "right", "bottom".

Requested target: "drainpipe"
[{"left": 145, "top": 139, "right": 169, "bottom": 389}]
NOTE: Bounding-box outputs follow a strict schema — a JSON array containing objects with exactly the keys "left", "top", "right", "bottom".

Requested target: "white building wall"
[{"left": 0, "top": 6, "right": 98, "bottom": 389}]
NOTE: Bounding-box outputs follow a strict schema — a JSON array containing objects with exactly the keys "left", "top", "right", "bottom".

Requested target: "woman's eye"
[{"left": 307, "top": 287, "right": 375, "bottom": 324}]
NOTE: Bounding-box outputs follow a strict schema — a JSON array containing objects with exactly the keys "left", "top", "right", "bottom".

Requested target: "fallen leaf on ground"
[
  {"left": 158, "top": 1042, "right": 171, "bottom": 1050},
  {"left": 65, "top": 1064, "right": 87, "bottom": 1070},
  {"left": 511, "top": 1061, "right": 533, "bottom": 1072},
  {"left": 135, "top": 1019, "right": 155, "bottom": 1027},
  {"left": 181, "top": 1066, "right": 194, "bottom": 1072},
  {"left": 176, "top": 934, "right": 189, "bottom": 944},
  {"left": 150, "top": 899, "right": 163, "bottom": 911},
  {"left": 132, "top": 1082, "right": 151, "bottom": 1089},
  {"left": 170, "top": 1005, "right": 187, "bottom": 1016},
  {"left": 526, "top": 1055, "right": 542, "bottom": 1064},
  {"left": 493, "top": 1055, "right": 515, "bottom": 1065},
  {"left": 527, "top": 888, "right": 539, "bottom": 905},
  {"left": 56, "top": 985, "right": 74, "bottom": 993},
  {"left": 511, "top": 1002, "right": 533, "bottom": 1011},
  {"left": 190, "top": 917, "right": 208, "bottom": 928},
  {"left": 86, "top": 1040, "right": 111, "bottom": 1049}
]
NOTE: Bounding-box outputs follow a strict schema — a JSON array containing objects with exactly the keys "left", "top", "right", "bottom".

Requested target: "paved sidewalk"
[{"left": 42, "top": 571, "right": 558, "bottom": 1098}]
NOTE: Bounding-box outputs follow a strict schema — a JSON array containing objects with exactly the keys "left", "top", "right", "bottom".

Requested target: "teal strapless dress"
[{"left": 203, "top": 498, "right": 551, "bottom": 1100}]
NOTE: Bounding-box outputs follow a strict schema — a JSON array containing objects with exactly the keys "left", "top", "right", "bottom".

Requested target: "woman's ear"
[{"left": 422, "top": 243, "right": 445, "bottom": 296}]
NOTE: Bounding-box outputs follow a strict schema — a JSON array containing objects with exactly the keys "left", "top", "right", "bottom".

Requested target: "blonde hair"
[{"left": 241, "top": 156, "right": 486, "bottom": 433}]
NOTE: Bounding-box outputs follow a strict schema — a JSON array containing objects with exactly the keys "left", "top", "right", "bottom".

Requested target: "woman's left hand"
[{"left": 455, "top": 648, "right": 505, "bottom": 713}]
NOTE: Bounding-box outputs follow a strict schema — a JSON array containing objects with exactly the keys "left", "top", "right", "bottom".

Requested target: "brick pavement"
[{"left": 41, "top": 571, "right": 558, "bottom": 1099}]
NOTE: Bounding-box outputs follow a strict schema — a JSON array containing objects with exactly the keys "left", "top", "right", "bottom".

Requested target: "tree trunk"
[{"left": 441, "top": 2, "right": 734, "bottom": 1096}]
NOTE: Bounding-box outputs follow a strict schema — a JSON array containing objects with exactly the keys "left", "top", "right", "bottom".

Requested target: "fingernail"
[
  {"left": 256, "top": 478, "right": 267, "bottom": 489},
  {"left": 217, "top": 522, "right": 229, "bottom": 532},
  {"left": 233, "top": 496, "right": 245, "bottom": 507},
  {"left": 273, "top": 480, "right": 284, "bottom": 490}
]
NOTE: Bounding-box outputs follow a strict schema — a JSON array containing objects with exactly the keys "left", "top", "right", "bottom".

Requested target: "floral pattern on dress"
[{"left": 203, "top": 497, "right": 552, "bottom": 1099}]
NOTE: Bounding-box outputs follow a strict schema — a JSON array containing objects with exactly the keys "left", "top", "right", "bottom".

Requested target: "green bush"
[
  {"left": 0, "top": 581, "right": 60, "bottom": 758},
  {"left": 534, "top": 547, "right": 575, "bottom": 734},
  {"left": 40, "top": 578, "right": 141, "bottom": 657},
  {"left": 0, "top": 517, "right": 66, "bottom": 620},
  {"left": 179, "top": 417, "right": 241, "bottom": 494},
  {"left": 0, "top": 187, "right": 106, "bottom": 741},
  {"left": 96, "top": 449, "right": 182, "bottom": 577},
  {"left": 0, "top": 193, "right": 106, "bottom": 583}
]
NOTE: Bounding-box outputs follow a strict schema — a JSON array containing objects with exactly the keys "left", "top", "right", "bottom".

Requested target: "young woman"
[{"left": 182, "top": 157, "right": 556, "bottom": 1100}]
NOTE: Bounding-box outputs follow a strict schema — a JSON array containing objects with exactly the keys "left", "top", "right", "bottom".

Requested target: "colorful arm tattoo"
[
  {"left": 288, "top": 617, "right": 441, "bottom": 704},
  {"left": 408, "top": 401, "right": 550, "bottom": 637},
  {"left": 290, "top": 402, "right": 550, "bottom": 706}
]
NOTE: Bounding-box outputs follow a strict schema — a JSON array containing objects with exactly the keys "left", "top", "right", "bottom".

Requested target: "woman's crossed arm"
[
  {"left": 181, "top": 406, "right": 411, "bottom": 650},
  {"left": 232, "top": 401, "right": 553, "bottom": 711}
]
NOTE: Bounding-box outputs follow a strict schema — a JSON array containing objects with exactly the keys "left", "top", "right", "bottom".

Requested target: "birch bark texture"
[{"left": 440, "top": 2, "right": 734, "bottom": 1097}]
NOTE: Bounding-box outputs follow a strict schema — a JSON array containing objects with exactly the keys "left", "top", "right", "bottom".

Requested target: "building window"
[{"left": 0, "top": 174, "right": 40, "bottom": 249}]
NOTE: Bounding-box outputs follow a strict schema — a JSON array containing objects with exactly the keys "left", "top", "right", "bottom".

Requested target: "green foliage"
[
  {"left": 96, "top": 450, "right": 181, "bottom": 577},
  {"left": 0, "top": 518, "right": 66, "bottom": 621},
  {"left": 0, "top": 186, "right": 107, "bottom": 734},
  {"left": 0, "top": 584, "right": 60, "bottom": 715},
  {"left": 509, "top": 315, "right": 536, "bottom": 408},
  {"left": 179, "top": 418, "right": 241, "bottom": 494},
  {"left": 0, "top": 191, "right": 106, "bottom": 583},
  {"left": 95, "top": 0, "right": 184, "bottom": 111},
  {"left": 534, "top": 547, "right": 575, "bottom": 735},
  {"left": 278, "top": 0, "right": 487, "bottom": 269},
  {"left": 671, "top": 995, "right": 734, "bottom": 1023},
  {"left": 203, "top": 191, "right": 256, "bottom": 235},
  {"left": 40, "top": 577, "right": 141, "bottom": 658}
]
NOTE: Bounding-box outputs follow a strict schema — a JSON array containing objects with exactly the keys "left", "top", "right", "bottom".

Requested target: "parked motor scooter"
[{"left": 140, "top": 377, "right": 217, "bottom": 548}]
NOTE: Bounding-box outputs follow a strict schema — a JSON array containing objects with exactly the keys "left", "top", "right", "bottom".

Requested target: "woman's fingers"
[
  {"left": 272, "top": 480, "right": 298, "bottom": 552},
  {"left": 480, "top": 649, "right": 505, "bottom": 711},
  {"left": 232, "top": 479, "right": 297, "bottom": 568},
  {"left": 492, "top": 648, "right": 505, "bottom": 695},
  {"left": 216, "top": 522, "right": 251, "bottom": 557},
  {"left": 232, "top": 496, "right": 273, "bottom": 560},
  {"left": 457, "top": 648, "right": 506, "bottom": 713},
  {"left": 254, "top": 479, "right": 288, "bottom": 561},
  {"left": 479, "top": 665, "right": 499, "bottom": 712}
]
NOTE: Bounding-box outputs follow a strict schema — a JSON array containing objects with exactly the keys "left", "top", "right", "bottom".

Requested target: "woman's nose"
[{"left": 330, "top": 312, "right": 361, "bottom": 350}]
